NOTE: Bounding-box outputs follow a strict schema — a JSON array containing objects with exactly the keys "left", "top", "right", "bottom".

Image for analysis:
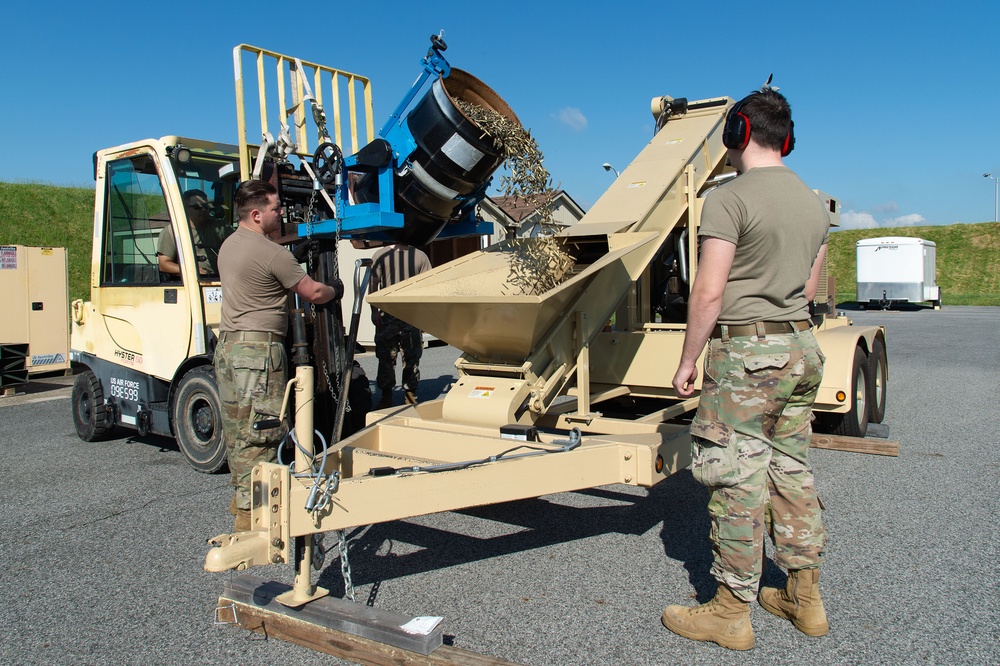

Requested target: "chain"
[
  {"left": 323, "top": 357, "right": 341, "bottom": 410},
  {"left": 303, "top": 147, "right": 346, "bottom": 416},
  {"left": 306, "top": 186, "right": 319, "bottom": 233},
  {"left": 337, "top": 529, "right": 356, "bottom": 602}
]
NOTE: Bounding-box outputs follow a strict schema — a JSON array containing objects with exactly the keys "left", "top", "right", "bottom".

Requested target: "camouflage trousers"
[
  {"left": 374, "top": 313, "right": 422, "bottom": 398},
  {"left": 689, "top": 328, "right": 827, "bottom": 602},
  {"left": 214, "top": 340, "right": 289, "bottom": 511}
]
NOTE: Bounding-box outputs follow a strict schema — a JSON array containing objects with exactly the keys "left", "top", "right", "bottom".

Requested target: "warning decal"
[
  {"left": 469, "top": 386, "right": 496, "bottom": 399},
  {"left": 1, "top": 246, "right": 17, "bottom": 269}
]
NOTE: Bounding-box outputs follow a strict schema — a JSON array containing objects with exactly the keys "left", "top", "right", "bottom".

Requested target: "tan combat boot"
[
  {"left": 234, "top": 508, "right": 252, "bottom": 533},
  {"left": 661, "top": 584, "right": 754, "bottom": 651},
  {"left": 758, "top": 568, "right": 828, "bottom": 636},
  {"left": 404, "top": 390, "right": 418, "bottom": 405},
  {"left": 228, "top": 494, "right": 238, "bottom": 516}
]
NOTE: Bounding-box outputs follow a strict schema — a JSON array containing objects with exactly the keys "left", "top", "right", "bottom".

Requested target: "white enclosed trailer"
[{"left": 856, "top": 236, "right": 941, "bottom": 309}]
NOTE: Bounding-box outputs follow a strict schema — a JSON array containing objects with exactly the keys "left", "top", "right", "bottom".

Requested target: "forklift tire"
[
  {"left": 72, "top": 370, "right": 114, "bottom": 441},
  {"left": 868, "top": 337, "right": 887, "bottom": 424},
  {"left": 173, "top": 366, "right": 228, "bottom": 474},
  {"left": 820, "top": 346, "right": 870, "bottom": 438}
]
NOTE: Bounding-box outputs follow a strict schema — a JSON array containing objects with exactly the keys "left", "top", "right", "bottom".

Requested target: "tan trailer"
[{"left": 204, "top": 80, "right": 887, "bottom": 615}]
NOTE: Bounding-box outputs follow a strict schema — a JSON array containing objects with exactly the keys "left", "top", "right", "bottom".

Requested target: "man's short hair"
[
  {"left": 738, "top": 89, "right": 792, "bottom": 152},
  {"left": 235, "top": 180, "right": 278, "bottom": 220},
  {"left": 182, "top": 189, "right": 209, "bottom": 205}
]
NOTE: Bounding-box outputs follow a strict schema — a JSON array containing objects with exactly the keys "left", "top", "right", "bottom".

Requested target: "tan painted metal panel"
[{"left": 0, "top": 246, "right": 70, "bottom": 373}]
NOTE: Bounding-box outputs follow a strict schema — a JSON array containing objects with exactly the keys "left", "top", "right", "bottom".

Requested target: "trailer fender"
[{"left": 813, "top": 325, "right": 880, "bottom": 413}]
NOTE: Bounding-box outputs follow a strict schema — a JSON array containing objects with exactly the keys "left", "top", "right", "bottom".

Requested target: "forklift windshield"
[{"left": 167, "top": 150, "right": 239, "bottom": 281}]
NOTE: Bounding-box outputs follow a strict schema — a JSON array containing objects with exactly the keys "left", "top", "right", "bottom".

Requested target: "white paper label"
[{"left": 400, "top": 616, "right": 443, "bottom": 635}]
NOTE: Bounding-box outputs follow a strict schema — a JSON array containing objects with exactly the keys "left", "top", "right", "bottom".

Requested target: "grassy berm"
[
  {"left": 2, "top": 180, "right": 999, "bottom": 306},
  {"left": 1, "top": 181, "right": 94, "bottom": 302}
]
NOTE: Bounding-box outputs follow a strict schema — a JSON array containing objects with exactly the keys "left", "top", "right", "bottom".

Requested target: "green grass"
[
  {"left": 827, "top": 222, "right": 1000, "bottom": 306},
  {"left": 3, "top": 179, "right": 1000, "bottom": 307},
  {"left": 0, "top": 181, "right": 94, "bottom": 302}
]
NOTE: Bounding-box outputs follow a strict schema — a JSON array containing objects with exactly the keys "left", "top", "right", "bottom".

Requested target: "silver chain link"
[{"left": 337, "top": 529, "right": 356, "bottom": 602}]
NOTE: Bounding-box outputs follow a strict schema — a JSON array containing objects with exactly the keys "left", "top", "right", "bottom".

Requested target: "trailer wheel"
[
  {"left": 72, "top": 370, "right": 114, "bottom": 441},
  {"left": 825, "top": 346, "right": 870, "bottom": 438},
  {"left": 173, "top": 366, "right": 228, "bottom": 473},
  {"left": 868, "top": 338, "right": 887, "bottom": 424}
]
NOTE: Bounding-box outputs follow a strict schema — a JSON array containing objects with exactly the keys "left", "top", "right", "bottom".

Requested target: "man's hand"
[
  {"left": 672, "top": 361, "right": 699, "bottom": 398},
  {"left": 292, "top": 239, "right": 317, "bottom": 263}
]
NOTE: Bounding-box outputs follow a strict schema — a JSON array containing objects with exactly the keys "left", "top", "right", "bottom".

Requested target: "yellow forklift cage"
[{"left": 233, "top": 44, "right": 375, "bottom": 181}]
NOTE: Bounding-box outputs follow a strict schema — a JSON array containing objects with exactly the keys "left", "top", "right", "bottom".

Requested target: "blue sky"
[{"left": 3, "top": 1, "right": 998, "bottom": 230}]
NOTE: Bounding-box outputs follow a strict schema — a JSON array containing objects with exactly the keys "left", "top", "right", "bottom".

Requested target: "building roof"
[{"left": 488, "top": 189, "right": 584, "bottom": 222}]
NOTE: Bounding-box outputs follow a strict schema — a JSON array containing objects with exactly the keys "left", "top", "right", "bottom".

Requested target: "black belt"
[
  {"left": 711, "top": 320, "right": 811, "bottom": 339},
  {"left": 220, "top": 331, "right": 284, "bottom": 344}
]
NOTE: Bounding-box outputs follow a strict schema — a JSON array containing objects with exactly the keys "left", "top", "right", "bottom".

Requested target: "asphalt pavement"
[{"left": 1, "top": 306, "right": 997, "bottom": 665}]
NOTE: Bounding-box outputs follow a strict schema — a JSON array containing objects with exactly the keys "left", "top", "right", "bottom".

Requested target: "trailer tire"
[
  {"left": 173, "top": 366, "right": 228, "bottom": 474},
  {"left": 868, "top": 338, "right": 887, "bottom": 424},
  {"left": 824, "top": 346, "right": 870, "bottom": 438},
  {"left": 72, "top": 370, "right": 114, "bottom": 441}
]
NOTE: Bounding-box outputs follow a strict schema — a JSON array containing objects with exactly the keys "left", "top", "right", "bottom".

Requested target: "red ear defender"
[
  {"left": 781, "top": 120, "right": 795, "bottom": 157},
  {"left": 722, "top": 100, "right": 751, "bottom": 150}
]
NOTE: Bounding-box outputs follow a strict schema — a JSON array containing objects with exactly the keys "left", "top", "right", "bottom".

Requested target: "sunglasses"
[{"left": 188, "top": 202, "right": 210, "bottom": 211}]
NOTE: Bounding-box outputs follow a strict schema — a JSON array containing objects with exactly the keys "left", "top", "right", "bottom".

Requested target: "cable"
[
  {"left": 277, "top": 427, "right": 341, "bottom": 515},
  {"left": 368, "top": 428, "right": 582, "bottom": 477}
]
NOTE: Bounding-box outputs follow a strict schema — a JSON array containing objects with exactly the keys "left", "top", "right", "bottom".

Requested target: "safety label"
[
  {"left": 31, "top": 353, "right": 66, "bottom": 366},
  {"left": 0, "top": 246, "right": 17, "bottom": 269},
  {"left": 468, "top": 386, "right": 496, "bottom": 399},
  {"left": 203, "top": 286, "right": 223, "bottom": 304}
]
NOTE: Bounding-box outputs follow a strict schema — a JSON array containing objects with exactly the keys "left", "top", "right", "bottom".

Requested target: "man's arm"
[
  {"left": 671, "top": 237, "right": 736, "bottom": 398},
  {"left": 292, "top": 275, "right": 337, "bottom": 304},
  {"left": 156, "top": 227, "right": 180, "bottom": 275},
  {"left": 804, "top": 243, "right": 828, "bottom": 302},
  {"left": 157, "top": 254, "right": 180, "bottom": 275}
]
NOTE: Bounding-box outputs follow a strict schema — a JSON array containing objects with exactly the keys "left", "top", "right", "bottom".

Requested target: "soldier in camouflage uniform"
[
  {"left": 214, "top": 180, "right": 336, "bottom": 532},
  {"left": 662, "top": 87, "right": 831, "bottom": 650}
]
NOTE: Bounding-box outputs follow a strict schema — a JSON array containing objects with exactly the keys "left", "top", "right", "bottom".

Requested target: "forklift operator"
[
  {"left": 156, "top": 189, "right": 231, "bottom": 277},
  {"left": 213, "top": 180, "right": 338, "bottom": 533}
]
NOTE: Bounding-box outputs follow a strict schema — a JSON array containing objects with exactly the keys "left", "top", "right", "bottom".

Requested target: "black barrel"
[{"left": 355, "top": 69, "right": 519, "bottom": 246}]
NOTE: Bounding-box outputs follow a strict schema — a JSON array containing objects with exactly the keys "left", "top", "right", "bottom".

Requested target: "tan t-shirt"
[
  {"left": 218, "top": 227, "right": 306, "bottom": 334},
  {"left": 156, "top": 222, "right": 231, "bottom": 275},
  {"left": 699, "top": 166, "right": 829, "bottom": 324}
]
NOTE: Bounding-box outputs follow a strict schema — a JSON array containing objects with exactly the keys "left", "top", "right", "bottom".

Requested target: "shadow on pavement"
[{"left": 316, "top": 472, "right": 717, "bottom": 601}]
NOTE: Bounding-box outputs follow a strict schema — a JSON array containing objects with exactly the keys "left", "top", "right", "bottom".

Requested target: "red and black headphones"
[{"left": 722, "top": 94, "right": 795, "bottom": 157}]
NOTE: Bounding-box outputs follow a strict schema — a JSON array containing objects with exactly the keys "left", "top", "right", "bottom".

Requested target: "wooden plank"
[
  {"left": 218, "top": 575, "right": 521, "bottom": 665},
  {"left": 810, "top": 433, "right": 900, "bottom": 457}
]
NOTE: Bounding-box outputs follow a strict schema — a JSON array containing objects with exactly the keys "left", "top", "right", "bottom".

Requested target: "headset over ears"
[{"left": 722, "top": 94, "right": 795, "bottom": 157}]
